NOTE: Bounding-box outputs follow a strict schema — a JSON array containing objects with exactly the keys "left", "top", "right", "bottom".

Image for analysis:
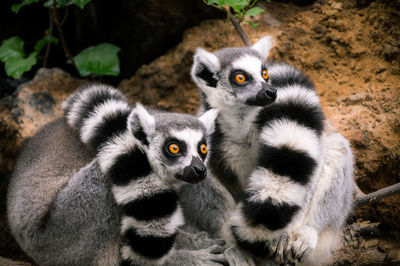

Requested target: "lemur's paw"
[
  {"left": 225, "top": 246, "right": 256, "bottom": 266},
  {"left": 285, "top": 226, "right": 318, "bottom": 263},
  {"left": 272, "top": 233, "right": 290, "bottom": 264},
  {"left": 167, "top": 246, "right": 227, "bottom": 266},
  {"left": 193, "top": 231, "right": 226, "bottom": 249}
]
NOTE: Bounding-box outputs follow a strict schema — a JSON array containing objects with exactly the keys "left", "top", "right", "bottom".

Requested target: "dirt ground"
[{"left": 0, "top": 0, "right": 399, "bottom": 264}]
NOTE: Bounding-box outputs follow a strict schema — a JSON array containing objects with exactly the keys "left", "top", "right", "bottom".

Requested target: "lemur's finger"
[
  {"left": 208, "top": 244, "right": 226, "bottom": 254},
  {"left": 224, "top": 246, "right": 256, "bottom": 266},
  {"left": 298, "top": 246, "right": 312, "bottom": 263},
  {"left": 268, "top": 238, "right": 279, "bottom": 255},
  {"left": 292, "top": 239, "right": 305, "bottom": 260},
  {"left": 216, "top": 239, "right": 226, "bottom": 246},
  {"left": 210, "top": 254, "right": 228, "bottom": 264},
  {"left": 274, "top": 235, "right": 288, "bottom": 264}
]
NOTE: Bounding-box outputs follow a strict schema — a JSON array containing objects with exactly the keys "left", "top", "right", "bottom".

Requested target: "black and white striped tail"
[
  {"left": 62, "top": 84, "right": 131, "bottom": 151},
  {"left": 231, "top": 63, "right": 325, "bottom": 257},
  {"left": 62, "top": 85, "right": 184, "bottom": 265}
]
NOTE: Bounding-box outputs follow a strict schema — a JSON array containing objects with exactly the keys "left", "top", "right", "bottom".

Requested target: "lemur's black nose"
[
  {"left": 246, "top": 84, "right": 277, "bottom": 106},
  {"left": 265, "top": 87, "right": 277, "bottom": 99},
  {"left": 192, "top": 164, "right": 207, "bottom": 177},
  {"left": 175, "top": 156, "right": 207, "bottom": 184},
  {"left": 190, "top": 156, "right": 207, "bottom": 178}
]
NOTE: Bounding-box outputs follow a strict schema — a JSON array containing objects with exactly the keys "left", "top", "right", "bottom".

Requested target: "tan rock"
[{"left": 0, "top": 68, "right": 83, "bottom": 174}]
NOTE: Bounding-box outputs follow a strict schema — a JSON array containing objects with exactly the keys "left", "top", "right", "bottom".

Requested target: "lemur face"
[
  {"left": 191, "top": 36, "right": 277, "bottom": 109},
  {"left": 153, "top": 127, "right": 208, "bottom": 184},
  {"left": 128, "top": 105, "right": 218, "bottom": 185}
]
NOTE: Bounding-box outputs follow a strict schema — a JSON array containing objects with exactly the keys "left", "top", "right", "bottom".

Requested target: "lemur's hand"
[
  {"left": 277, "top": 226, "right": 318, "bottom": 264},
  {"left": 166, "top": 245, "right": 227, "bottom": 266},
  {"left": 224, "top": 246, "right": 256, "bottom": 266}
]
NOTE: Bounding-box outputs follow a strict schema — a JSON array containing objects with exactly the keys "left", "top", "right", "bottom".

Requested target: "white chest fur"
[{"left": 218, "top": 107, "right": 261, "bottom": 190}]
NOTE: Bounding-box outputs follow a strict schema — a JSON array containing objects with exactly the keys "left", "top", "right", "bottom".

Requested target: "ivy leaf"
[
  {"left": 5, "top": 52, "right": 37, "bottom": 79},
  {"left": 0, "top": 37, "right": 25, "bottom": 62},
  {"left": 245, "top": 7, "right": 264, "bottom": 17},
  {"left": 34, "top": 35, "right": 59, "bottom": 54},
  {"left": 11, "top": 0, "right": 40, "bottom": 13},
  {"left": 74, "top": 43, "right": 120, "bottom": 77}
]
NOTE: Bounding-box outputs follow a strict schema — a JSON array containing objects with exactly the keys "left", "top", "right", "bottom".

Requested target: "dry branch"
[
  {"left": 51, "top": 0, "right": 76, "bottom": 69},
  {"left": 43, "top": 8, "right": 54, "bottom": 68},
  {"left": 229, "top": 13, "right": 251, "bottom": 47},
  {"left": 354, "top": 182, "right": 400, "bottom": 209}
]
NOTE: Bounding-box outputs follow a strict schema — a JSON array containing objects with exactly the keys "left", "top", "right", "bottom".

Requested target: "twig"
[
  {"left": 43, "top": 8, "right": 54, "bottom": 68},
  {"left": 51, "top": 0, "right": 76, "bottom": 69},
  {"left": 354, "top": 182, "right": 400, "bottom": 208},
  {"left": 229, "top": 13, "right": 251, "bottom": 47},
  {"left": 60, "top": 6, "right": 69, "bottom": 26}
]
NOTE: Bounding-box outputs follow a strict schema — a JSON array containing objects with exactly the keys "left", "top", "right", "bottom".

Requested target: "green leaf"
[
  {"left": 34, "top": 35, "right": 59, "bottom": 54},
  {"left": 245, "top": 20, "right": 260, "bottom": 28},
  {"left": 74, "top": 43, "right": 120, "bottom": 77},
  {"left": 5, "top": 52, "right": 37, "bottom": 79},
  {"left": 0, "top": 37, "right": 25, "bottom": 62},
  {"left": 11, "top": 0, "right": 39, "bottom": 13},
  {"left": 205, "top": 0, "right": 226, "bottom": 7},
  {"left": 226, "top": 0, "right": 248, "bottom": 11},
  {"left": 225, "top": 0, "right": 248, "bottom": 6},
  {"left": 245, "top": 7, "right": 264, "bottom": 17},
  {"left": 72, "top": 0, "right": 90, "bottom": 9}
]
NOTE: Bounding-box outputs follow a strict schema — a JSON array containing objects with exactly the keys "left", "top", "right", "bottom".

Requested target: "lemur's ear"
[
  {"left": 128, "top": 103, "right": 155, "bottom": 146},
  {"left": 191, "top": 48, "right": 220, "bottom": 88},
  {"left": 251, "top": 35, "right": 274, "bottom": 60},
  {"left": 198, "top": 109, "right": 219, "bottom": 134}
]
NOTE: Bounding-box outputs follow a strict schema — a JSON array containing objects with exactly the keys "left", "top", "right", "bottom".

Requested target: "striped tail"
[
  {"left": 62, "top": 85, "right": 184, "bottom": 265},
  {"left": 230, "top": 63, "right": 325, "bottom": 257},
  {"left": 62, "top": 83, "right": 131, "bottom": 151}
]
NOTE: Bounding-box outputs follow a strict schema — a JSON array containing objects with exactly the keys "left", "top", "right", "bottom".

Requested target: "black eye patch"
[
  {"left": 229, "top": 69, "right": 252, "bottom": 86},
  {"left": 163, "top": 137, "right": 187, "bottom": 161}
]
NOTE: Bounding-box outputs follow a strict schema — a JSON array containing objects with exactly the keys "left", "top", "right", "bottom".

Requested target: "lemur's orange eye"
[
  {"left": 200, "top": 144, "right": 207, "bottom": 155},
  {"left": 235, "top": 73, "right": 246, "bottom": 84},
  {"left": 262, "top": 69, "right": 269, "bottom": 80},
  {"left": 169, "top": 144, "right": 180, "bottom": 154}
]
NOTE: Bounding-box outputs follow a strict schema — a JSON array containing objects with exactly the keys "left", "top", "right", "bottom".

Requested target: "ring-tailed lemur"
[
  {"left": 179, "top": 36, "right": 354, "bottom": 265},
  {"left": 7, "top": 85, "right": 226, "bottom": 266}
]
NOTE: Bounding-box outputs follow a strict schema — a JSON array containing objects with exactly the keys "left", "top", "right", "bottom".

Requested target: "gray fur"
[{"left": 8, "top": 119, "right": 120, "bottom": 266}]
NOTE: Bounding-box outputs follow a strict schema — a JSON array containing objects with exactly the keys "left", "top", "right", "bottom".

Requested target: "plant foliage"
[
  {"left": 0, "top": 37, "right": 37, "bottom": 79},
  {"left": 2, "top": 0, "right": 120, "bottom": 79},
  {"left": 204, "top": 0, "right": 269, "bottom": 26},
  {"left": 11, "top": 0, "right": 90, "bottom": 13},
  {"left": 74, "top": 43, "right": 120, "bottom": 77}
]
